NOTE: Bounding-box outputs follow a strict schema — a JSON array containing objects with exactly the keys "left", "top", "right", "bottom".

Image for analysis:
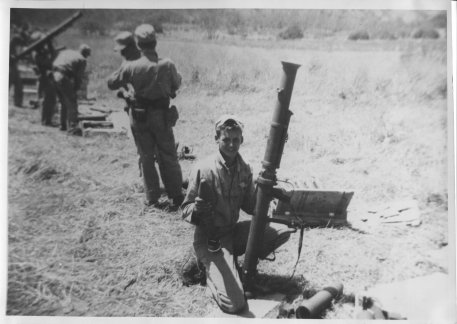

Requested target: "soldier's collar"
[{"left": 216, "top": 151, "right": 239, "bottom": 172}]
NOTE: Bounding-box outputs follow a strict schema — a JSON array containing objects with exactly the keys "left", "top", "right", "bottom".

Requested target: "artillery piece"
[
  {"left": 11, "top": 11, "right": 83, "bottom": 108},
  {"left": 12, "top": 11, "right": 83, "bottom": 62}
]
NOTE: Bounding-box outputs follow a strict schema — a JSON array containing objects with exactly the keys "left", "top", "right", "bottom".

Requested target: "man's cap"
[
  {"left": 79, "top": 44, "right": 91, "bottom": 57},
  {"left": 114, "top": 31, "right": 135, "bottom": 51},
  {"left": 215, "top": 114, "right": 244, "bottom": 131},
  {"left": 134, "top": 24, "right": 156, "bottom": 44}
]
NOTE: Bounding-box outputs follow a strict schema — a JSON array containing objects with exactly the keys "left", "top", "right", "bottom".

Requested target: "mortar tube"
[{"left": 242, "top": 61, "right": 300, "bottom": 295}]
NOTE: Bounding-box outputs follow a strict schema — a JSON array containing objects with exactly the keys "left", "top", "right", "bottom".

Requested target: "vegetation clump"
[
  {"left": 348, "top": 30, "right": 370, "bottom": 41},
  {"left": 412, "top": 28, "right": 440, "bottom": 39},
  {"left": 278, "top": 24, "right": 304, "bottom": 40}
]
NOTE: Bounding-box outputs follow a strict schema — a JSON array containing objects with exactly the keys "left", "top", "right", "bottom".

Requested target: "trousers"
[
  {"left": 130, "top": 103, "right": 183, "bottom": 203},
  {"left": 53, "top": 71, "right": 78, "bottom": 132},
  {"left": 39, "top": 73, "right": 57, "bottom": 125},
  {"left": 193, "top": 220, "right": 291, "bottom": 314},
  {"left": 9, "top": 63, "right": 23, "bottom": 107}
]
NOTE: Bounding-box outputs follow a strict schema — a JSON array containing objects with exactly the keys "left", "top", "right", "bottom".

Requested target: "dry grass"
[{"left": 7, "top": 30, "right": 449, "bottom": 318}]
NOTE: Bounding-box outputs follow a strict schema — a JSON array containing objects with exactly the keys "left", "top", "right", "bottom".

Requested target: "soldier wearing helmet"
[
  {"left": 52, "top": 44, "right": 91, "bottom": 135},
  {"left": 108, "top": 24, "right": 183, "bottom": 209}
]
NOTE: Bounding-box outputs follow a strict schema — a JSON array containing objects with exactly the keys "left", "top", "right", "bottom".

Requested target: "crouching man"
[{"left": 181, "top": 115, "right": 291, "bottom": 314}]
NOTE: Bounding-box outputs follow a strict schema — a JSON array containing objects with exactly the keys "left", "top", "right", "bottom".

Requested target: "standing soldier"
[
  {"left": 30, "top": 31, "right": 57, "bottom": 126},
  {"left": 113, "top": 31, "right": 143, "bottom": 178},
  {"left": 9, "top": 25, "right": 26, "bottom": 107},
  {"left": 107, "top": 24, "right": 184, "bottom": 209},
  {"left": 113, "top": 31, "right": 141, "bottom": 62},
  {"left": 52, "top": 44, "right": 91, "bottom": 135}
]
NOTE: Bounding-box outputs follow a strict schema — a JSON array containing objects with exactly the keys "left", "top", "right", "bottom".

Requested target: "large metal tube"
[
  {"left": 242, "top": 61, "right": 300, "bottom": 294},
  {"left": 295, "top": 283, "right": 343, "bottom": 319},
  {"left": 13, "top": 11, "right": 83, "bottom": 61}
]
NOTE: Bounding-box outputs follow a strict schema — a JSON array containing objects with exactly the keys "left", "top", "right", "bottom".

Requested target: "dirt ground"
[{"left": 7, "top": 100, "right": 450, "bottom": 319}]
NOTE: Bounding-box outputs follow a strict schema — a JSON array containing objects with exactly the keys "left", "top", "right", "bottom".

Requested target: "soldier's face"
[{"left": 216, "top": 128, "right": 243, "bottom": 161}]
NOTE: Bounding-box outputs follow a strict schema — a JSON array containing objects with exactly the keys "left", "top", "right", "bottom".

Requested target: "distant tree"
[
  {"left": 278, "top": 24, "right": 303, "bottom": 40},
  {"left": 412, "top": 28, "right": 439, "bottom": 39},
  {"left": 348, "top": 30, "right": 370, "bottom": 40}
]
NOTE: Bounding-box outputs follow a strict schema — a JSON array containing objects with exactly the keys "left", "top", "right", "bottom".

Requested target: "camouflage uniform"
[
  {"left": 52, "top": 45, "right": 90, "bottom": 133},
  {"left": 181, "top": 116, "right": 291, "bottom": 314},
  {"left": 107, "top": 24, "right": 183, "bottom": 206}
]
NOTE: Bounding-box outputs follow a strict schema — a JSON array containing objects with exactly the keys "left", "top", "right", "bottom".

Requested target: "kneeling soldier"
[{"left": 181, "top": 115, "right": 291, "bottom": 314}]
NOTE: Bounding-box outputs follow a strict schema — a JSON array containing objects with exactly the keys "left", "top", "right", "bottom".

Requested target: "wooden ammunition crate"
[
  {"left": 272, "top": 189, "right": 354, "bottom": 226},
  {"left": 18, "top": 64, "right": 39, "bottom": 107}
]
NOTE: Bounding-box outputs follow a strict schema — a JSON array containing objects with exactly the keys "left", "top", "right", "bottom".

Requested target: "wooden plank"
[
  {"left": 80, "top": 120, "right": 113, "bottom": 129},
  {"left": 82, "top": 128, "right": 127, "bottom": 137},
  {"left": 23, "top": 88, "right": 38, "bottom": 94},
  {"left": 77, "top": 114, "right": 107, "bottom": 122}
]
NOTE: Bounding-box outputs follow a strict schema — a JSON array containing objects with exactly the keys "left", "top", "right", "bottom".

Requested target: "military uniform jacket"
[
  {"left": 182, "top": 152, "right": 257, "bottom": 237},
  {"left": 52, "top": 49, "right": 87, "bottom": 88},
  {"left": 107, "top": 49, "right": 181, "bottom": 101}
]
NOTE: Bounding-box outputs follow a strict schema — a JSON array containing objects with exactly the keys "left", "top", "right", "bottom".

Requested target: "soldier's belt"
[{"left": 135, "top": 96, "right": 169, "bottom": 109}]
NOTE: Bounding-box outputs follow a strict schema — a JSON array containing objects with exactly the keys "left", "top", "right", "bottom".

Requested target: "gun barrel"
[
  {"left": 14, "top": 11, "right": 82, "bottom": 60},
  {"left": 242, "top": 61, "right": 300, "bottom": 293}
]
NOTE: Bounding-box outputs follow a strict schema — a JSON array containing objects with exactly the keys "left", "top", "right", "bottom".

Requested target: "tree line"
[{"left": 10, "top": 8, "right": 446, "bottom": 39}]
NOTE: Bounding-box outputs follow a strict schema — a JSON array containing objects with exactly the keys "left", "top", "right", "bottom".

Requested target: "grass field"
[{"left": 7, "top": 27, "right": 450, "bottom": 318}]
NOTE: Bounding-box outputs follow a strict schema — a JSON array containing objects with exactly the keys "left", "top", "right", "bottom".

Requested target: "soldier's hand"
[{"left": 194, "top": 197, "right": 212, "bottom": 215}]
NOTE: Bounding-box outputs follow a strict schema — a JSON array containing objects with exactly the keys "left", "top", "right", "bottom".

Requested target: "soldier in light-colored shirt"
[
  {"left": 181, "top": 115, "right": 291, "bottom": 314},
  {"left": 53, "top": 44, "right": 90, "bottom": 134}
]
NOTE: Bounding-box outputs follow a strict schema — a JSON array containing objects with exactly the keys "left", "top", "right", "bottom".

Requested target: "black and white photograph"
[{"left": 3, "top": 0, "right": 455, "bottom": 322}]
